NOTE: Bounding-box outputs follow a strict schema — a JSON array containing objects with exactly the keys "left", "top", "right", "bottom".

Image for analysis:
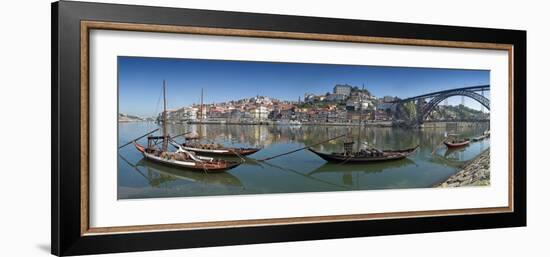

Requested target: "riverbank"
[
  {"left": 436, "top": 149, "right": 490, "bottom": 188},
  {"left": 421, "top": 121, "right": 490, "bottom": 129},
  {"left": 185, "top": 120, "right": 393, "bottom": 127}
]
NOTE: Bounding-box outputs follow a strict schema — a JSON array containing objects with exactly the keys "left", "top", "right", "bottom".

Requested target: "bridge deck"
[{"left": 391, "top": 84, "right": 490, "bottom": 103}]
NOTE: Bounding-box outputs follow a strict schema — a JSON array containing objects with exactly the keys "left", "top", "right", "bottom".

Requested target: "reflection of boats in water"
[
  {"left": 443, "top": 146, "right": 466, "bottom": 159},
  {"left": 308, "top": 144, "right": 419, "bottom": 163},
  {"left": 431, "top": 154, "right": 465, "bottom": 168},
  {"left": 307, "top": 157, "right": 416, "bottom": 176},
  {"left": 136, "top": 158, "right": 243, "bottom": 187},
  {"left": 305, "top": 157, "right": 416, "bottom": 188},
  {"left": 119, "top": 154, "right": 244, "bottom": 188},
  {"left": 432, "top": 147, "right": 476, "bottom": 168}
]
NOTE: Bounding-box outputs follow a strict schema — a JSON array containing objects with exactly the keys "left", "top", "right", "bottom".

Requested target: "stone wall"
[{"left": 437, "top": 149, "right": 490, "bottom": 188}]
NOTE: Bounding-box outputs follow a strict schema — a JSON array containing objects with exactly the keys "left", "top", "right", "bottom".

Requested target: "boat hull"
[
  {"left": 444, "top": 141, "right": 470, "bottom": 148},
  {"left": 308, "top": 146, "right": 418, "bottom": 164},
  {"left": 180, "top": 144, "right": 261, "bottom": 157},
  {"left": 134, "top": 143, "right": 241, "bottom": 172}
]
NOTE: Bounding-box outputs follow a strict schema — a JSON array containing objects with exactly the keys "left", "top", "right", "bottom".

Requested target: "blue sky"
[{"left": 118, "top": 56, "right": 490, "bottom": 117}]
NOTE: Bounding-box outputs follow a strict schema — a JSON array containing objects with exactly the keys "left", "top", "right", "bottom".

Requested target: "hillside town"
[
  {"left": 120, "top": 84, "right": 489, "bottom": 125},
  {"left": 164, "top": 84, "right": 393, "bottom": 124}
]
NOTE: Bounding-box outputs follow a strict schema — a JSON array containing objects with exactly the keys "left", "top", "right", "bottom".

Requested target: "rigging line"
[
  {"left": 201, "top": 161, "right": 210, "bottom": 175},
  {"left": 337, "top": 154, "right": 355, "bottom": 165},
  {"left": 118, "top": 153, "right": 152, "bottom": 184},
  {"left": 149, "top": 83, "right": 163, "bottom": 130},
  {"left": 261, "top": 160, "right": 352, "bottom": 190},
  {"left": 242, "top": 156, "right": 266, "bottom": 169},
  {"left": 257, "top": 133, "right": 348, "bottom": 162},
  {"left": 229, "top": 149, "right": 247, "bottom": 162},
  {"left": 432, "top": 139, "right": 446, "bottom": 155},
  {"left": 118, "top": 128, "right": 159, "bottom": 149}
]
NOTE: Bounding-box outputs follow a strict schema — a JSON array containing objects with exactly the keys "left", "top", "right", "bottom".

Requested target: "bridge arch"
[{"left": 419, "top": 90, "right": 490, "bottom": 123}]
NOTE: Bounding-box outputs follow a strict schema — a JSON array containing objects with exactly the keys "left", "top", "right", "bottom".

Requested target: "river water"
[{"left": 117, "top": 122, "right": 490, "bottom": 199}]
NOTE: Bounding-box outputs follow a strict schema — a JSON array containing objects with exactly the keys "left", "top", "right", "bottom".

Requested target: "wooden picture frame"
[{"left": 52, "top": 1, "right": 526, "bottom": 256}]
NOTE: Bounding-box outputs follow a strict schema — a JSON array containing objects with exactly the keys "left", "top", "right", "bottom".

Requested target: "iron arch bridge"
[{"left": 392, "top": 85, "right": 490, "bottom": 126}]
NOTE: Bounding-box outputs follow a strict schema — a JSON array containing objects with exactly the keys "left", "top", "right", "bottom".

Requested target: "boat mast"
[
  {"left": 200, "top": 88, "right": 204, "bottom": 122},
  {"left": 162, "top": 80, "right": 168, "bottom": 151}
]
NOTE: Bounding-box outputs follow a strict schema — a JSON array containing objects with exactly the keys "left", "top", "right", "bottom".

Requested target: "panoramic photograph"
[{"left": 117, "top": 56, "right": 491, "bottom": 199}]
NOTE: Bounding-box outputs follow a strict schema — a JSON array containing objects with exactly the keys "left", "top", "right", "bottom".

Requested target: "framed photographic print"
[{"left": 51, "top": 1, "right": 526, "bottom": 256}]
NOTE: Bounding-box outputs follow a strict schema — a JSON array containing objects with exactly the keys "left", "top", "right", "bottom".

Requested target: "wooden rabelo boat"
[
  {"left": 308, "top": 142, "right": 419, "bottom": 164},
  {"left": 130, "top": 81, "right": 242, "bottom": 173},
  {"left": 177, "top": 141, "right": 261, "bottom": 157},
  {"left": 134, "top": 141, "right": 241, "bottom": 172},
  {"left": 443, "top": 134, "right": 470, "bottom": 148},
  {"left": 443, "top": 140, "right": 470, "bottom": 148},
  {"left": 307, "top": 95, "right": 418, "bottom": 164},
  {"left": 176, "top": 88, "right": 261, "bottom": 157}
]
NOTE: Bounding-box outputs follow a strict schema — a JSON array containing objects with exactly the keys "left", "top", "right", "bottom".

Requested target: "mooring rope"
[{"left": 257, "top": 133, "right": 348, "bottom": 162}]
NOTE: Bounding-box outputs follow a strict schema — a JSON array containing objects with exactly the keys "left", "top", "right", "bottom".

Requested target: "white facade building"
[
  {"left": 251, "top": 106, "right": 269, "bottom": 121},
  {"left": 333, "top": 84, "right": 352, "bottom": 96}
]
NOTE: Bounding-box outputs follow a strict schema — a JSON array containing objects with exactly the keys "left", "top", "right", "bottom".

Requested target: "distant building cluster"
[
  {"left": 166, "top": 95, "right": 285, "bottom": 123},
  {"left": 163, "top": 86, "right": 480, "bottom": 124},
  {"left": 162, "top": 84, "right": 404, "bottom": 124}
]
